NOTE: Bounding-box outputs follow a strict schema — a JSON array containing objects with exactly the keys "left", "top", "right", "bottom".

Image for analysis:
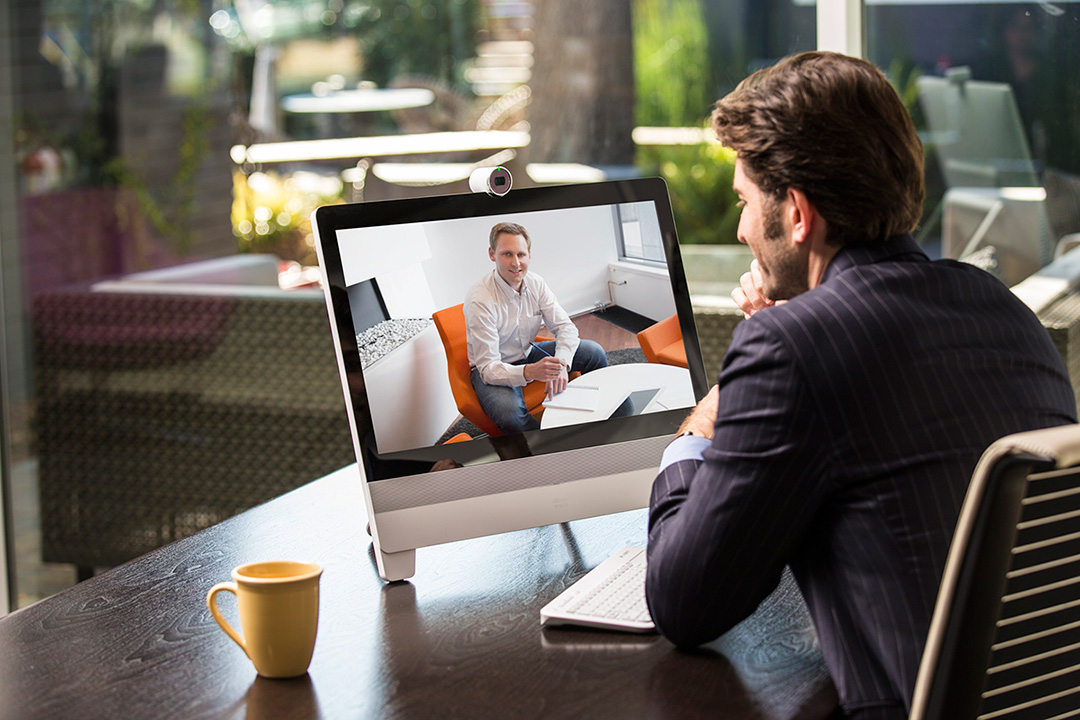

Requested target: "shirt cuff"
[
  {"left": 659, "top": 434, "right": 711, "bottom": 472},
  {"left": 510, "top": 363, "right": 528, "bottom": 387}
]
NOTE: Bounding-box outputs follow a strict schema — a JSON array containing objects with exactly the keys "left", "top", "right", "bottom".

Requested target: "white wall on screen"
[
  {"left": 338, "top": 223, "right": 432, "bottom": 286},
  {"left": 365, "top": 324, "right": 458, "bottom": 453},
  {"left": 608, "top": 262, "right": 676, "bottom": 321},
  {"left": 419, "top": 205, "right": 619, "bottom": 316},
  {"left": 379, "top": 263, "right": 437, "bottom": 319}
]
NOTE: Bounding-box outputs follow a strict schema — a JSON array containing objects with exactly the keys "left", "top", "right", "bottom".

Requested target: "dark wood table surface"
[{"left": 0, "top": 465, "right": 837, "bottom": 720}]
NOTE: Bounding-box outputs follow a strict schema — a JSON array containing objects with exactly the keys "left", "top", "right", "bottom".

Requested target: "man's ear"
[
  {"left": 789, "top": 187, "right": 838, "bottom": 289},
  {"left": 786, "top": 187, "right": 819, "bottom": 246},
  {"left": 488, "top": 246, "right": 496, "bottom": 262}
]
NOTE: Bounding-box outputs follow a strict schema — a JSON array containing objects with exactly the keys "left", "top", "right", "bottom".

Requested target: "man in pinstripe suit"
[{"left": 644, "top": 52, "right": 1077, "bottom": 719}]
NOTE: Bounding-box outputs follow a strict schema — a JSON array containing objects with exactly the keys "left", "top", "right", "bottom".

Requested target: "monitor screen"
[{"left": 312, "top": 178, "right": 708, "bottom": 580}]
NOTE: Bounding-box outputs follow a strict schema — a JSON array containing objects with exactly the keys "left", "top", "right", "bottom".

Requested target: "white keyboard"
[{"left": 540, "top": 546, "right": 655, "bottom": 633}]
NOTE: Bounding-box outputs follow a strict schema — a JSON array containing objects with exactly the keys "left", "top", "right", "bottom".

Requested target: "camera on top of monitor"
[{"left": 469, "top": 166, "right": 513, "bottom": 196}]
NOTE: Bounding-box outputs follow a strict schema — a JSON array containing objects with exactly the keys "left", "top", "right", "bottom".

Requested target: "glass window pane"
[
  {"left": 2, "top": 0, "right": 814, "bottom": 607},
  {"left": 634, "top": 0, "right": 813, "bottom": 302},
  {"left": 5, "top": 0, "right": 360, "bottom": 606},
  {"left": 867, "top": 2, "right": 1080, "bottom": 287}
]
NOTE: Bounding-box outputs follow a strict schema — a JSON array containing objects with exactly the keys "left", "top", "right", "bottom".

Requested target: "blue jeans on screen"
[{"left": 471, "top": 340, "right": 608, "bottom": 435}]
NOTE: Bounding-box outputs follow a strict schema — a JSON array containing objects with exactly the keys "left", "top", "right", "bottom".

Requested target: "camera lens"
[{"left": 469, "top": 166, "right": 512, "bottom": 196}]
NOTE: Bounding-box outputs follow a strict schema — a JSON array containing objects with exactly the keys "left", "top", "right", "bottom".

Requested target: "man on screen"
[
  {"left": 464, "top": 222, "right": 608, "bottom": 434},
  {"left": 644, "top": 51, "right": 1077, "bottom": 719}
]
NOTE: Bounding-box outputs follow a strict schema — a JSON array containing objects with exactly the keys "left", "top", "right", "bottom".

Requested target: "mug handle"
[{"left": 207, "top": 582, "right": 250, "bottom": 659}]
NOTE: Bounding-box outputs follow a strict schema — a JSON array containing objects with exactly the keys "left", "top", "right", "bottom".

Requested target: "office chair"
[
  {"left": 636, "top": 314, "right": 688, "bottom": 369},
  {"left": 910, "top": 423, "right": 1080, "bottom": 720},
  {"left": 432, "top": 303, "right": 554, "bottom": 437}
]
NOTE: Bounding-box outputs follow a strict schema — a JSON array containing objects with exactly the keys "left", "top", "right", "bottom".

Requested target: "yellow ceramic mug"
[{"left": 207, "top": 560, "right": 323, "bottom": 678}]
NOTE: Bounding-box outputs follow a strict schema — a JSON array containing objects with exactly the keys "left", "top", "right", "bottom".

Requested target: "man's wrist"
[
  {"left": 676, "top": 417, "right": 714, "bottom": 440},
  {"left": 661, "top": 430, "right": 710, "bottom": 470}
]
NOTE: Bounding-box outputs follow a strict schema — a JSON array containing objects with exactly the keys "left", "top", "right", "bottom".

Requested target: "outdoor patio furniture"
[{"left": 32, "top": 256, "right": 355, "bottom": 575}]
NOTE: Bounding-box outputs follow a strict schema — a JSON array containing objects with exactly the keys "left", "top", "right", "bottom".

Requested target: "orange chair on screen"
[
  {"left": 637, "top": 314, "right": 688, "bottom": 368},
  {"left": 432, "top": 304, "right": 551, "bottom": 437}
]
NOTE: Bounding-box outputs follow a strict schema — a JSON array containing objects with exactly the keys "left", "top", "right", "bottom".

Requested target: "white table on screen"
[{"left": 540, "top": 362, "right": 695, "bottom": 430}]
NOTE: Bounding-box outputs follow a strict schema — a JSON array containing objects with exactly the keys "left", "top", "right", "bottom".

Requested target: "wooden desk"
[{"left": 0, "top": 466, "right": 837, "bottom": 720}]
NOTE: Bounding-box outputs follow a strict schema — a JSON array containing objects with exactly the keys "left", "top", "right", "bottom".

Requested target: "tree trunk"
[{"left": 527, "top": 0, "right": 635, "bottom": 166}]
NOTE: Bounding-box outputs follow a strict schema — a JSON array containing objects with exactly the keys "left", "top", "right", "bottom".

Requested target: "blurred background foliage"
[
  {"left": 632, "top": 0, "right": 738, "bottom": 245},
  {"left": 632, "top": 0, "right": 711, "bottom": 128},
  {"left": 638, "top": 142, "right": 740, "bottom": 246},
  {"left": 358, "top": 0, "right": 484, "bottom": 91},
  {"left": 232, "top": 170, "right": 343, "bottom": 264},
  {"left": 629, "top": 1, "right": 941, "bottom": 246}
]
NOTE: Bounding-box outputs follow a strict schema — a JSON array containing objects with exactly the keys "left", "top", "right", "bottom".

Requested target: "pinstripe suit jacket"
[{"left": 646, "top": 234, "right": 1077, "bottom": 719}]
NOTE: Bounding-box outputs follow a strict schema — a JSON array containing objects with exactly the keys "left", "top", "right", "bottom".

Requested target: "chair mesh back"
[{"left": 979, "top": 464, "right": 1080, "bottom": 719}]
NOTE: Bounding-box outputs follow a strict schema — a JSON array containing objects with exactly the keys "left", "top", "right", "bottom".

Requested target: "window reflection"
[{"left": 867, "top": 2, "right": 1080, "bottom": 284}]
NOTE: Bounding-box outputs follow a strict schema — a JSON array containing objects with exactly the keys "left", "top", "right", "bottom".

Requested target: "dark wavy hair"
[
  {"left": 489, "top": 222, "right": 531, "bottom": 252},
  {"left": 712, "top": 51, "right": 925, "bottom": 246}
]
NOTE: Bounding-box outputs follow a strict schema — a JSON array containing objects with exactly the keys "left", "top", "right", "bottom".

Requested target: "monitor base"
[{"left": 374, "top": 541, "right": 416, "bottom": 582}]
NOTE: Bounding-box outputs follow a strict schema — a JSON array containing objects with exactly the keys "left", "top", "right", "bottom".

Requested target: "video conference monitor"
[{"left": 312, "top": 178, "right": 709, "bottom": 581}]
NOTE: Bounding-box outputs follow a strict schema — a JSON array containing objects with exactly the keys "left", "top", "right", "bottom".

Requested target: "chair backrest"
[
  {"left": 637, "top": 313, "right": 688, "bottom": 368},
  {"left": 911, "top": 423, "right": 1080, "bottom": 720},
  {"left": 432, "top": 303, "right": 475, "bottom": 405},
  {"left": 432, "top": 303, "right": 501, "bottom": 438},
  {"left": 432, "top": 304, "right": 468, "bottom": 380}
]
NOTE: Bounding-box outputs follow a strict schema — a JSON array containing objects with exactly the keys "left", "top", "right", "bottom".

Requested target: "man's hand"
[
  {"left": 677, "top": 385, "right": 719, "bottom": 440},
  {"left": 731, "top": 258, "right": 784, "bottom": 319},
  {"left": 545, "top": 365, "right": 569, "bottom": 399},
  {"left": 525, "top": 356, "right": 568, "bottom": 398}
]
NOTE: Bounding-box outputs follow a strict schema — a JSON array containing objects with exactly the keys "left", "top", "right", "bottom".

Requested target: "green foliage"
[
  {"left": 886, "top": 58, "right": 924, "bottom": 125},
  {"left": 637, "top": 141, "right": 742, "bottom": 245},
  {"left": 232, "top": 170, "right": 343, "bottom": 265},
  {"left": 632, "top": 0, "right": 737, "bottom": 245},
  {"left": 357, "top": 0, "right": 484, "bottom": 90},
  {"left": 103, "top": 102, "right": 212, "bottom": 255},
  {"left": 632, "top": 0, "right": 713, "bottom": 127}
]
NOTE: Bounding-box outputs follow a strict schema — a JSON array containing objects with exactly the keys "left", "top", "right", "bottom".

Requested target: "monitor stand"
[{"left": 374, "top": 543, "right": 416, "bottom": 582}]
